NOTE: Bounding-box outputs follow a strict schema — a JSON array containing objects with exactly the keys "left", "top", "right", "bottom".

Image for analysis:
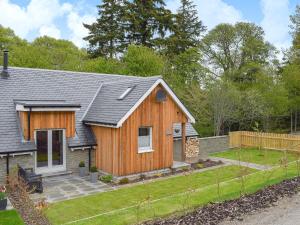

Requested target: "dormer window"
[{"left": 118, "top": 87, "right": 133, "bottom": 100}]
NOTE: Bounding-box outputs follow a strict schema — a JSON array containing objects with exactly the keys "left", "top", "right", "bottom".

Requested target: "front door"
[{"left": 35, "top": 130, "right": 66, "bottom": 174}]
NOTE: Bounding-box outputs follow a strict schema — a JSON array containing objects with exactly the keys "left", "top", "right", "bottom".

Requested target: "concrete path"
[
  {"left": 209, "top": 156, "right": 273, "bottom": 171},
  {"left": 221, "top": 193, "right": 300, "bottom": 225}
]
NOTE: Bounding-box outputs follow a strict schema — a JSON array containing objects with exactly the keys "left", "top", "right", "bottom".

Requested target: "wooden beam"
[{"left": 181, "top": 122, "right": 186, "bottom": 161}]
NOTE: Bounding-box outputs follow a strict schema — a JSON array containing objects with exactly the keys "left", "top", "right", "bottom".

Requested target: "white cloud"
[
  {"left": 0, "top": 0, "right": 70, "bottom": 38},
  {"left": 260, "top": 0, "right": 291, "bottom": 50},
  {"left": 39, "top": 25, "right": 61, "bottom": 39},
  {"left": 66, "top": 11, "right": 96, "bottom": 48},
  {"left": 166, "top": 0, "right": 243, "bottom": 30}
]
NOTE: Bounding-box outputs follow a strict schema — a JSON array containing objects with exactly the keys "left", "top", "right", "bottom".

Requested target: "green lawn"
[
  {"left": 45, "top": 165, "right": 256, "bottom": 225},
  {"left": 46, "top": 161, "right": 300, "bottom": 225},
  {"left": 0, "top": 210, "right": 24, "bottom": 225},
  {"left": 210, "top": 147, "right": 299, "bottom": 165}
]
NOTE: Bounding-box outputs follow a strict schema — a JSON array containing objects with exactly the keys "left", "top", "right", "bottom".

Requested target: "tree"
[
  {"left": 166, "top": 0, "right": 205, "bottom": 55},
  {"left": 200, "top": 22, "right": 275, "bottom": 83},
  {"left": 281, "top": 5, "right": 300, "bottom": 132},
  {"left": 122, "top": 45, "right": 165, "bottom": 76},
  {"left": 84, "top": 0, "right": 126, "bottom": 58},
  {"left": 208, "top": 80, "right": 240, "bottom": 136},
  {"left": 125, "top": 0, "right": 173, "bottom": 48}
]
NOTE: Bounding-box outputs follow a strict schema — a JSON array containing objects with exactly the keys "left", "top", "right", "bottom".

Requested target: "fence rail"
[{"left": 229, "top": 131, "right": 300, "bottom": 152}]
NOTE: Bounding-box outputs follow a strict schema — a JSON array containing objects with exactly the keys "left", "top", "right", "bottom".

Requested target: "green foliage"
[
  {"left": 84, "top": 0, "right": 126, "bottom": 58},
  {"left": 126, "top": 0, "right": 173, "bottom": 48},
  {"left": 122, "top": 45, "right": 165, "bottom": 76},
  {"left": 90, "top": 166, "right": 98, "bottom": 173},
  {"left": 78, "top": 161, "right": 85, "bottom": 168},
  {"left": 166, "top": 0, "right": 205, "bottom": 55},
  {"left": 119, "top": 177, "right": 129, "bottom": 185},
  {"left": 100, "top": 175, "right": 113, "bottom": 183}
]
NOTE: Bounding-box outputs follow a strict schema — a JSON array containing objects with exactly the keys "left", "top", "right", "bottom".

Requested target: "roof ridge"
[
  {"left": 5, "top": 66, "right": 162, "bottom": 79},
  {"left": 80, "top": 82, "right": 104, "bottom": 122},
  {"left": 101, "top": 76, "right": 161, "bottom": 85}
]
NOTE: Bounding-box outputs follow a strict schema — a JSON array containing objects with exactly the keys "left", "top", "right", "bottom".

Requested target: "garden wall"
[
  {"left": 185, "top": 135, "right": 229, "bottom": 163},
  {"left": 198, "top": 135, "right": 229, "bottom": 156}
]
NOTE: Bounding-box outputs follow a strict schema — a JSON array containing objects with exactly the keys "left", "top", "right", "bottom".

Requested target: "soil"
[
  {"left": 143, "top": 177, "right": 300, "bottom": 225},
  {"left": 221, "top": 193, "right": 300, "bottom": 225}
]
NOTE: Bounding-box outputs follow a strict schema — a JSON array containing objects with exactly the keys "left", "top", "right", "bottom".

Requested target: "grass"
[
  {"left": 210, "top": 147, "right": 299, "bottom": 165},
  {"left": 45, "top": 165, "right": 256, "bottom": 225},
  {"left": 46, "top": 161, "right": 300, "bottom": 225},
  {"left": 0, "top": 210, "right": 24, "bottom": 225}
]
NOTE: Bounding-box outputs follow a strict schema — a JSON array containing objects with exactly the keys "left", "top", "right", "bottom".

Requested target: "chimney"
[{"left": 1, "top": 50, "right": 9, "bottom": 78}]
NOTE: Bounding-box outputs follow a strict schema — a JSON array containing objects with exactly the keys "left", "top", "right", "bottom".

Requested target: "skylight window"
[{"left": 118, "top": 87, "right": 133, "bottom": 100}]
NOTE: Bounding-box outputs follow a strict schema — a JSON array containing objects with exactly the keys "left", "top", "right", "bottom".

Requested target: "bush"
[
  {"left": 196, "top": 163, "right": 204, "bottom": 169},
  {"left": 140, "top": 174, "right": 146, "bottom": 180},
  {"left": 79, "top": 161, "right": 85, "bottom": 168},
  {"left": 119, "top": 178, "right": 129, "bottom": 185},
  {"left": 90, "top": 166, "right": 98, "bottom": 173},
  {"left": 100, "top": 175, "right": 113, "bottom": 183},
  {"left": 0, "top": 185, "right": 6, "bottom": 200}
]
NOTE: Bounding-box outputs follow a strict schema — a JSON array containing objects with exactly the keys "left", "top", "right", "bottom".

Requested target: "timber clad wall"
[
  {"left": 92, "top": 85, "right": 188, "bottom": 176},
  {"left": 19, "top": 111, "right": 76, "bottom": 140}
]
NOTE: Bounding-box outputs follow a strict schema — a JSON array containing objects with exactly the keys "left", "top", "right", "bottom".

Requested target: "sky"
[{"left": 0, "top": 0, "right": 299, "bottom": 51}]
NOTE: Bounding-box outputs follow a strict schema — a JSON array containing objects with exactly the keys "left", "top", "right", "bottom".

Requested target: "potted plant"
[
  {"left": 0, "top": 185, "right": 7, "bottom": 210},
  {"left": 90, "top": 166, "right": 98, "bottom": 183},
  {"left": 79, "top": 161, "right": 86, "bottom": 177}
]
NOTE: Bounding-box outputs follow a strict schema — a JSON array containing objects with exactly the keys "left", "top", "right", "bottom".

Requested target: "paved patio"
[{"left": 30, "top": 174, "right": 115, "bottom": 203}]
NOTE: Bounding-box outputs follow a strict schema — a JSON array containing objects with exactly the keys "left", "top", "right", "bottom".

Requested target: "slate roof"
[
  {"left": 0, "top": 66, "right": 198, "bottom": 153},
  {"left": 173, "top": 123, "right": 199, "bottom": 138}
]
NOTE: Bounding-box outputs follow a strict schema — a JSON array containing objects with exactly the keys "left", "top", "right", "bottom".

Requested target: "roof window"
[{"left": 118, "top": 87, "right": 133, "bottom": 100}]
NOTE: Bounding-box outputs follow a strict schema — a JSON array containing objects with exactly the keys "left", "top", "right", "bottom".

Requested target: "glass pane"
[
  {"left": 138, "top": 136, "right": 150, "bottom": 148},
  {"left": 138, "top": 128, "right": 151, "bottom": 148},
  {"left": 52, "top": 130, "right": 63, "bottom": 166},
  {"left": 36, "top": 131, "right": 48, "bottom": 168},
  {"left": 139, "top": 128, "right": 149, "bottom": 136}
]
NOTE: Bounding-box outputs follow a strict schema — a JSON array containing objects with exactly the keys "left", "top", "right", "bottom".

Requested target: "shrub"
[
  {"left": 0, "top": 185, "right": 6, "bottom": 200},
  {"left": 140, "top": 174, "right": 146, "bottom": 180},
  {"left": 79, "top": 161, "right": 85, "bottom": 168},
  {"left": 90, "top": 166, "right": 98, "bottom": 173},
  {"left": 100, "top": 175, "right": 113, "bottom": 183},
  {"left": 182, "top": 166, "right": 190, "bottom": 171},
  {"left": 119, "top": 178, "right": 129, "bottom": 185},
  {"left": 196, "top": 163, "right": 204, "bottom": 169}
]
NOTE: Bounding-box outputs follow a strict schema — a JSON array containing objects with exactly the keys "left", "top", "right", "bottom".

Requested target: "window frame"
[{"left": 138, "top": 127, "right": 153, "bottom": 153}]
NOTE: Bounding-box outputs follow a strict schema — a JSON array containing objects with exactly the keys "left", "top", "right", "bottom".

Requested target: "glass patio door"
[{"left": 36, "top": 130, "right": 66, "bottom": 173}]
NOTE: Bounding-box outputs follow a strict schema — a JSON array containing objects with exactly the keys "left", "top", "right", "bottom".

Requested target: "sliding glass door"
[{"left": 36, "top": 130, "right": 66, "bottom": 173}]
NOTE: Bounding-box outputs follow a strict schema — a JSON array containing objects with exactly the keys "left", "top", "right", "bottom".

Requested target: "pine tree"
[
  {"left": 167, "top": 0, "right": 205, "bottom": 55},
  {"left": 125, "top": 0, "right": 173, "bottom": 48},
  {"left": 83, "top": 0, "right": 126, "bottom": 58},
  {"left": 290, "top": 4, "right": 300, "bottom": 64}
]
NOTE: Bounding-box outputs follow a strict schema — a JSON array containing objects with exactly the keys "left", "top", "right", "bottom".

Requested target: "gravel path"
[
  {"left": 221, "top": 193, "right": 300, "bottom": 225},
  {"left": 209, "top": 157, "right": 273, "bottom": 171}
]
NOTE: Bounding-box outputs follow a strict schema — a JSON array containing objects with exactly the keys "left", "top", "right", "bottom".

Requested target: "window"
[
  {"left": 118, "top": 87, "right": 133, "bottom": 100},
  {"left": 138, "top": 127, "right": 152, "bottom": 153}
]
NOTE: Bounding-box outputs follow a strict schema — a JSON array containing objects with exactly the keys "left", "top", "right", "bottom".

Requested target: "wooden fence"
[{"left": 229, "top": 131, "right": 300, "bottom": 152}]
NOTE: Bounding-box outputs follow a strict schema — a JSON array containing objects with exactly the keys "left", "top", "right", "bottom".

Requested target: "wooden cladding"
[
  {"left": 230, "top": 131, "right": 300, "bottom": 152},
  {"left": 92, "top": 85, "right": 188, "bottom": 176},
  {"left": 19, "top": 111, "right": 76, "bottom": 140}
]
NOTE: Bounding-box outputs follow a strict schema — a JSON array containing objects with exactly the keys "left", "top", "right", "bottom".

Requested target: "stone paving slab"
[{"left": 30, "top": 174, "right": 113, "bottom": 203}]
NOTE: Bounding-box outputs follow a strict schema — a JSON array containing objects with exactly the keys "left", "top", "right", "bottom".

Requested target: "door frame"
[{"left": 34, "top": 129, "right": 67, "bottom": 174}]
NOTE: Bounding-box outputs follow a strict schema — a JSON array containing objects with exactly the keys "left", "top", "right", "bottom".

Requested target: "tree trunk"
[
  {"left": 291, "top": 111, "right": 293, "bottom": 134},
  {"left": 295, "top": 110, "right": 298, "bottom": 133}
]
